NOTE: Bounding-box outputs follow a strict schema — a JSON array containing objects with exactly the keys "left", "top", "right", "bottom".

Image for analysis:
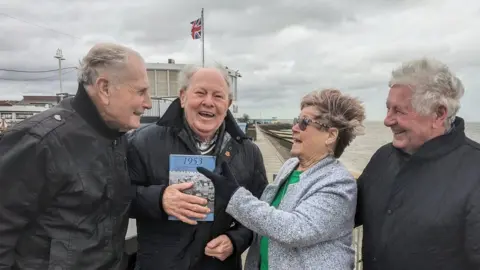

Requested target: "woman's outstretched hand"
[{"left": 197, "top": 161, "right": 240, "bottom": 202}]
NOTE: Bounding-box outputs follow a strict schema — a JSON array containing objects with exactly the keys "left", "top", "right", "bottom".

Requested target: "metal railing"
[{"left": 353, "top": 227, "right": 363, "bottom": 270}]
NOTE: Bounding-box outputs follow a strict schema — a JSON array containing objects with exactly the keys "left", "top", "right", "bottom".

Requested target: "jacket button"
[{"left": 387, "top": 209, "right": 393, "bottom": 215}]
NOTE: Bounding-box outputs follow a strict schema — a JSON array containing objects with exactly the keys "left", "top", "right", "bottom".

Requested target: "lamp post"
[
  {"left": 227, "top": 68, "right": 241, "bottom": 101},
  {"left": 232, "top": 69, "right": 241, "bottom": 102},
  {"left": 54, "top": 49, "right": 66, "bottom": 99},
  {"left": 226, "top": 67, "right": 242, "bottom": 115}
]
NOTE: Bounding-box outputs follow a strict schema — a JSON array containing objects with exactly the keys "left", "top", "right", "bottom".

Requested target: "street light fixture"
[
  {"left": 224, "top": 66, "right": 242, "bottom": 114},
  {"left": 232, "top": 69, "right": 241, "bottom": 102},
  {"left": 54, "top": 49, "right": 66, "bottom": 98},
  {"left": 225, "top": 67, "right": 241, "bottom": 101}
]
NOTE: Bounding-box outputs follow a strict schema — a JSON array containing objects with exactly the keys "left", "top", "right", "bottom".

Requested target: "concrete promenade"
[{"left": 254, "top": 126, "right": 285, "bottom": 183}]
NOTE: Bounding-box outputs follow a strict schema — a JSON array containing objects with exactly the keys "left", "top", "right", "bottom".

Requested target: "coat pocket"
[
  {"left": 48, "top": 238, "right": 72, "bottom": 270},
  {"left": 48, "top": 238, "right": 115, "bottom": 270}
]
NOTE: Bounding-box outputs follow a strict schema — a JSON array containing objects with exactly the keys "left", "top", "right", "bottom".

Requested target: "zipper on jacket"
[{"left": 105, "top": 138, "right": 118, "bottom": 242}]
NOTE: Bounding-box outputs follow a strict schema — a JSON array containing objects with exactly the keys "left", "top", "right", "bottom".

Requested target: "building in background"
[
  {"left": 17, "top": 95, "right": 59, "bottom": 107},
  {"left": 1, "top": 60, "right": 242, "bottom": 127},
  {"left": 146, "top": 59, "right": 185, "bottom": 98},
  {"left": 141, "top": 60, "right": 184, "bottom": 123},
  {"left": 0, "top": 118, "right": 7, "bottom": 132},
  {"left": 0, "top": 93, "right": 72, "bottom": 126}
]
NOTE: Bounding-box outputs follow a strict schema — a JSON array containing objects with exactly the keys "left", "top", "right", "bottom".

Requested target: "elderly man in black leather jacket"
[
  {"left": 127, "top": 64, "right": 268, "bottom": 270},
  {"left": 355, "top": 58, "right": 480, "bottom": 270},
  {"left": 0, "top": 43, "right": 152, "bottom": 269}
]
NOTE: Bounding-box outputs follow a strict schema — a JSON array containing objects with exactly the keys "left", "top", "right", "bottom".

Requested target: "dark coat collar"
[
  {"left": 71, "top": 83, "right": 124, "bottom": 140},
  {"left": 395, "top": 116, "right": 466, "bottom": 160},
  {"left": 156, "top": 98, "right": 246, "bottom": 141}
]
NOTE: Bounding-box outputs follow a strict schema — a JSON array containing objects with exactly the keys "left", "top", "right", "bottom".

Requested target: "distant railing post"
[{"left": 353, "top": 226, "right": 363, "bottom": 270}]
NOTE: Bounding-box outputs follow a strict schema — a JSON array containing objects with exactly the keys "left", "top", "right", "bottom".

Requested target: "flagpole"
[{"left": 201, "top": 8, "right": 205, "bottom": 67}]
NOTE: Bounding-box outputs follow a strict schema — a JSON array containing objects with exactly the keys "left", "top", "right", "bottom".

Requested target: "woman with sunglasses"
[{"left": 198, "top": 88, "right": 366, "bottom": 270}]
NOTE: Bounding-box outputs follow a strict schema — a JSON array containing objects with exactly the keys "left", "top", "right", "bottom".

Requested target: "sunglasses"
[{"left": 295, "top": 116, "right": 330, "bottom": 131}]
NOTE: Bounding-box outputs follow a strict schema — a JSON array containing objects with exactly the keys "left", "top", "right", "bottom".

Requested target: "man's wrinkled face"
[
  {"left": 384, "top": 85, "right": 443, "bottom": 154},
  {"left": 180, "top": 68, "right": 231, "bottom": 141},
  {"left": 103, "top": 55, "right": 152, "bottom": 131}
]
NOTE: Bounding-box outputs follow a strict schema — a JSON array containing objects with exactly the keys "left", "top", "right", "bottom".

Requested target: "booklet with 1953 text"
[{"left": 168, "top": 154, "right": 216, "bottom": 221}]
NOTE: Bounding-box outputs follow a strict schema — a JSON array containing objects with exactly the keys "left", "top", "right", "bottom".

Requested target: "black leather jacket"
[
  {"left": 127, "top": 98, "right": 268, "bottom": 270},
  {"left": 0, "top": 84, "right": 132, "bottom": 269},
  {"left": 355, "top": 117, "right": 480, "bottom": 270}
]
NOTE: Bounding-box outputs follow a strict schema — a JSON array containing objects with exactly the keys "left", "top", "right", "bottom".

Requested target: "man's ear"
[
  {"left": 228, "top": 98, "right": 233, "bottom": 107},
  {"left": 433, "top": 105, "right": 448, "bottom": 129},
  {"left": 95, "top": 76, "right": 110, "bottom": 104},
  {"left": 179, "top": 88, "right": 187, "bottom": 108}
]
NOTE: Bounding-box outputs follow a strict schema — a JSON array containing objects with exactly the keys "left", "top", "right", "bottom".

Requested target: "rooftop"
[
  {"left": 146, "top": 62, "right": 186, "bottom": 71},
  {"left": 21, "top": 95, "right": 58, "bottom": 103},
  {"left": 0, "top": 104, "right": 51, "bottom": 112},
  {"left": 0, "top": 94, "right": 62, "bottom": 106},
  {"left": 0, "top": 101, "right": 13, "bottom": 106}
]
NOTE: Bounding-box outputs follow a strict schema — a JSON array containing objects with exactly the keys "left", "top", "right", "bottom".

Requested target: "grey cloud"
[
  {"left": 117, "top": 0, "right": 412, "bottom": 46},
  {"left": 118, "top": 1, "right": 347, "bottom": 47},
  {"left": 0, "top": 0, "right": 479, "bottom": 123}
]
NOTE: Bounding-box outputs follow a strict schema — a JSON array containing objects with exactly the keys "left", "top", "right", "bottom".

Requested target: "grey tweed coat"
[{"left": 226, "top": 156, "right": 357, "bottom": 270}]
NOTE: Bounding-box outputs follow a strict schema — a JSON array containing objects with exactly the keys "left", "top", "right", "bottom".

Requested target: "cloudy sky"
[{"left": 0, "top": 0, "right": 479, "bottom": 121}]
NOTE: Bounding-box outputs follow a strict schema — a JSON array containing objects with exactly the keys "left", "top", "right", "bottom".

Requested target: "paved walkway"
[{"left": 254, "top": 126, "right": 285, "bottom": 182}]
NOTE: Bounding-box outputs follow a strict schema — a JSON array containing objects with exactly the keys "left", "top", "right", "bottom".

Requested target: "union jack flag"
[{"left": 190, "top": 18, "right": 202, "bottom": 40}]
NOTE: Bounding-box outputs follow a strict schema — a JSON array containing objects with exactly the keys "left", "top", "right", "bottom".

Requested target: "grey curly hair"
[
  {"left": 77, "top": 43, "right": 143, "bottom": 85},
  {"left": 301, "top": 89, "right": 366, "bottom": 158},
  {"left": 388, "top": 57, "right": 464, "bottom": 127}
]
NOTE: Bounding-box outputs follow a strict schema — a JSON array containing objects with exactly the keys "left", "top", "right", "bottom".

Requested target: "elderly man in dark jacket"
[
  {"left": 355, "top": 58, "right": 480, "bottom": 270},
  {"left": 127, "top": 64, "right": 268, "bottom": 270},
  {"left": 0, "top": 43, "right": 152, "bottom": 269}
]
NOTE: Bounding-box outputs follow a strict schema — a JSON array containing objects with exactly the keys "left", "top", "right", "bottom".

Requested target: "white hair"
[
  {"left": 77, "top": 43, "right": 143, "bottom": 85},
  {"left": 388, "top": 57, "right": 465, "bottom": 127},
  {"left": 178, "top": 64, "right": 232, "bottom": 99}
]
